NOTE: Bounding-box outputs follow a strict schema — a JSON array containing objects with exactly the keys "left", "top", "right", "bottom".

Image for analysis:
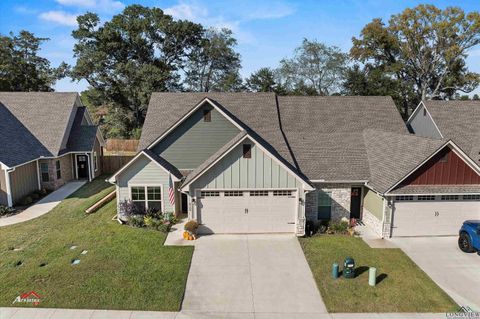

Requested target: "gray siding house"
[
  {"left": 109, "top": 93, "right": 480, "bottom": 237},
  {"left": 0, "top": 92, "right": 104, "bottom": 207}
]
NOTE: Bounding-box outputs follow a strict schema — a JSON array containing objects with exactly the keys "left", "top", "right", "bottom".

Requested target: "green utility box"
[{"left": 343, "top": 257, "right": 355, "bottom": 279}]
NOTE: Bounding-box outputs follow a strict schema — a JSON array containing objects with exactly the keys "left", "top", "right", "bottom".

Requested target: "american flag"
[{"left": 168, "top": 173, "right": 175, "bottom": 206}]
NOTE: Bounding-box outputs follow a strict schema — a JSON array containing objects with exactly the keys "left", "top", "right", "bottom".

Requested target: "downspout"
[
  {"left": 4, "top": 168, "right": 14, "bottom": 207},
  {"left": 36, "top": 160, "right": 41, "bottom": 190}
]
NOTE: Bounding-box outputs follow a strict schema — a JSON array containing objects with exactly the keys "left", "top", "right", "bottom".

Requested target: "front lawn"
[
  {"left": 0, "top": 177, "right": 193, "bottom": 311},
  {"left": 299, "top": 235, "right": 457, "bottom": 313}
]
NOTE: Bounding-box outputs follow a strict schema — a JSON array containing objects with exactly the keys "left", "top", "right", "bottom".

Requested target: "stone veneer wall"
[
  {"left": 362, "top": 209, "right": 383, "bottom": 236},
  {"left": 305, "top": 183, "right": 353, "bottom": 222},
  {"left": 39, "top": 154, "right": 74, "bottom": 191}
]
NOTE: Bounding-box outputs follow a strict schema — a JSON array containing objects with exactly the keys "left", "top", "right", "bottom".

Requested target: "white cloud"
[
  {"left": 55, "top": 0, "right": 125, "bottom": 12},
  {"left": 164, "top": 2, "right": 208, "bottom": 21},
  {"left": 243, "top": 3, "right": 295, "bottom": 20},
  {"left": 39, "top": 10, "right": 78, "bottom": 26}
]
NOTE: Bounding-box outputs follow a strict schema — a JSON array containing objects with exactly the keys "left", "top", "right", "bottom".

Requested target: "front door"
[
  {"left": 350, "top": 187, "right": 362, "bottom": 219},
  {"left": 76, "top": 155, "right": 89, "bottom": 179}
]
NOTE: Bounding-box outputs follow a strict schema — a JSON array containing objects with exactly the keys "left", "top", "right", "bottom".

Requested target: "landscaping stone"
[
  {"left": 81, "top": 250, "right": 88, "bottom": 255},
  {"left": 71, "top": 259, "right": 80, "bottom": 265}
]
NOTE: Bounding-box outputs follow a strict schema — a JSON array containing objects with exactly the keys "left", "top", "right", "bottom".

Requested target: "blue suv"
[{"left": 458, "top": 220, "right": 480, "bottom": 254}]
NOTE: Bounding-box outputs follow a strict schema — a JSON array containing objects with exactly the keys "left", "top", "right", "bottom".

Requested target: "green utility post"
[{"left": 369, "top": 267, "right": 377, "bottom": 286}]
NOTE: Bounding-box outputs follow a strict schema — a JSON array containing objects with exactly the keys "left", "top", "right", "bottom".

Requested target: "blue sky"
[{"left": 1, "top": 0, "right": 480, "bottom": 93}]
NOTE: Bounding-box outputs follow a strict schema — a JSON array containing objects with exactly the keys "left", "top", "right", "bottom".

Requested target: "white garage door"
[
  {"left": 196, "top": 190, "right": 297, "bottom": 234},
  {"left": 392, "top": 199, "right": 480, "bottom": 237}
]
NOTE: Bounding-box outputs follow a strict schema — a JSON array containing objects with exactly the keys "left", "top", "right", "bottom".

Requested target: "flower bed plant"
[{"left": 118, "top": 200, "right": 176, "bottom": 233}]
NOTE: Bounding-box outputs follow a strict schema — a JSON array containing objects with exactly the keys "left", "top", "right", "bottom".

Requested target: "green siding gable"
[
  {"left": 151, "top": 104, "right": 240, "bottom": 170},
  {"left": 363, "top": 188, "right": 384, "bottom": 220},
  {"left": 191, "top": 138, "right": 299, "bottom": 190},
  {"left": 116, "top": 154, "right": 174, "bottom": 212}
]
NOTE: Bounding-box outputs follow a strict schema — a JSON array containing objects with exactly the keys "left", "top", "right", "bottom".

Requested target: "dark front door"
[
  {"left": 181, "top": 193, "right": 188, "bottom": 214},
  {"left": 350, "top": 187, "right": 362, "bottom": 219},
  {"left": 77, "top": 155, "right": 88, "bottom": 179}
]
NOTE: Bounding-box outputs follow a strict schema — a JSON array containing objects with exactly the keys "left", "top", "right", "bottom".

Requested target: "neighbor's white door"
[
  {"left": 392, "top": 200, "right": 480, "bottom": 237},
  {"left": 196, "top": 190, "right": 297, "bottom": 234}
]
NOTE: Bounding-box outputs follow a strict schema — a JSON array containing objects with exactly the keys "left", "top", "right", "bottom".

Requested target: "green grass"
[
  {"left": 299, "top": 235, "right": 458, "bottom": 313},
  {"left": 0, "top": 177, "right": 193, "bottom": 311}
]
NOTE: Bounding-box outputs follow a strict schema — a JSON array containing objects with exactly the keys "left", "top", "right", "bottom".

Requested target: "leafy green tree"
[
  {"left": 183, "top": 28, "right": 241, "bottom": 92},
  {"left": 246, "top": 68, "right": 277, "bottom": 92},
  {"left": 351, "top": 5, "right": 480, "bottom": 116},
  {"left": 276, "top": 39, "right": 348, "bottom": 95},
  {"left": 71, "top": 5, "right": 204, "bottom": 137},
  {"left": 0, "top": 31, "right": 67, "bottom": 91},
  {"left": 343, "top": 64, "right": 413, "bottom": 115}
]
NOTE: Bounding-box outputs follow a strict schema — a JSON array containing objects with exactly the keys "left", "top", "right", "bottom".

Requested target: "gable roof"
[
  {"left": 65, "top": 107, "right": 99, "bottom": 153},
  {"left": 363, "top": 129, "right": 456, "bottom": 194},
  {"left": 108, "top": 149, "right": 182, "bottom": 183},
  {"left": 180, "top": 130, "right": 314, "bottom": 191},
  {"left": 141, "top": 93, "right": 407, "bottom": 182},
  {"left": 421, "top": 100, "right": 480, "bottom": 160},
  {"left": 0, "top": 92, "right": 98, "bottom": 168}
]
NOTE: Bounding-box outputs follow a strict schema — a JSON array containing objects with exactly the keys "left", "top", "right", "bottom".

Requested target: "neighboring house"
[
  {"left": 0, "top": 92, "right": 104, "bottom": 207},
  {"left": 109, "top": 93, "right": 480, "bottom": 237}
]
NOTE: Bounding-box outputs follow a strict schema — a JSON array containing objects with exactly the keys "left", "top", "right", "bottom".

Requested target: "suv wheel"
[{"left": 458, "top": 232, "right": 474, "bottom": 253}]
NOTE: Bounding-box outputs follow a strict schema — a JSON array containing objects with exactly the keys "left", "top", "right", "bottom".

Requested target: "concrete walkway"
[
  {"left": 355, "top": 224, "right": 397, "bottom": 249},
  {"left": 0, "top": 181, "right": 86, "bottom": 227},
  {"left": 0, "top": 307, "right": 453, "bottom": 319},
  {"left": 182, "top": 234, "right": 327, "bottom": 316}
]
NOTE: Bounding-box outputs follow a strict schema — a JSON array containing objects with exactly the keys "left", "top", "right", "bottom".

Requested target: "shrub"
[
  {"left": 0, "top": 205, "right": 15, "bottom": 217},
  {"left": 38, "top": 188, "right": 48, "bottom": 196},
  {"left": 157, "top": 223, "right": 171, "bottom": 233},
  {"left": 327, "top": 220, "right": 350, "bottom": 234},
  {"left": 19, "top": 196, "right": 33, "bottom": 206},
  {"left": 184, "top": 220, "right": 199, "bottom": 233},
  {"left": 119, "top": 200, "right": 142, "bottom": 221},
  {"left": 146, "top": 207, "right": 162, "bottom": 219},
  {"left": 144, "top": 216, "right": 162, "bottom": 228},
  {"left": 128, "top": 215, "right": 145, "bottom": 228}
]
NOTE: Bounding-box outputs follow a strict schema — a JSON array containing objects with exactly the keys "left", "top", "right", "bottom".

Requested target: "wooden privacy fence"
[
  {"left": 102, "top": 155, "right": 135, "bottom": 174},
  {"left": 105, "top": 139, "right": 139, "bottom": 154}
]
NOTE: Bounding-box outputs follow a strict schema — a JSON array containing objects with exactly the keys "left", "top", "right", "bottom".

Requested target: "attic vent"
[{"left": 203, "top": 109, "right": 211, "bottom": 122}]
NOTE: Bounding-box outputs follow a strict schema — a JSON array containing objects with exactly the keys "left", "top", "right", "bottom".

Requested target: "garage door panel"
[
  {"left": 392, "top": 201, "right": 480, "bottom": 237},
  {"left": 197, "top": 190, "right": 296, "bottom": 234}
]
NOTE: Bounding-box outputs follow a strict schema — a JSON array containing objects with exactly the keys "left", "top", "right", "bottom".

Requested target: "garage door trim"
[{"left": 194, "top": 188, "right": 299, "bottom": 234}]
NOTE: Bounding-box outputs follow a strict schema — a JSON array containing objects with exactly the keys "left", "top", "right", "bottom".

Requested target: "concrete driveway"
[
  {"left": 392, "top": 236, "right": 480, "bottom": 311},
  {"left": 181, "top": 234, "right": 327, "bottom": 317}
]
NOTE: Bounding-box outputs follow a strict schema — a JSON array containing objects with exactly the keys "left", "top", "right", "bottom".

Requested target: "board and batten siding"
[
  {"left": 10, "top": 161, "right": 39, "bottom": 204},
  {"left": 408, "top": 104, "right": 442, "bottom": 139},
  {"left": 151, "top": 104, "right": 240, "bottom": 170},
  {"left": 363, "top": 188, "right": 384, "bottom": 221},
  {"left": 190, "top": 138, "right": 299, "bottom": 190},
  {"left": 0, "top": 168, "right": 8, "bottom": 206},
  {"left": 116, "top": 154, "right": 174, "bottom": 213}
]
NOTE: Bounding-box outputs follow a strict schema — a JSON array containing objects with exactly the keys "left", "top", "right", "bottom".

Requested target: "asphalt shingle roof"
[
  {"left": 0, "top": 92, "right": 98, "bottom": 167},
  {"left": 388, "top": 184, "right": 480, "bottom": 195},
  {"left": 142, "top": 93, "right": 409, "bottom": 182},
  {"left": 66, "top": 107, "right": 98, "bottom": 153},
  {"left": 363, "top": 129, "right": 447, "bottom": 194},
  {"left": 423, "top": 100, "right": 480, "bottom": 161}
]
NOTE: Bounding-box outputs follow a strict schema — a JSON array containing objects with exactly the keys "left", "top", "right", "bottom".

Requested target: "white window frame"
[{"left": 129, "top": 184, "right": 164, "bottom": 212}]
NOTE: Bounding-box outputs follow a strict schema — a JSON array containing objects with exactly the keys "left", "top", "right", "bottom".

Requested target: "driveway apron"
[{"left": 181, "top": 234, "right": 327, "bottom": 315}]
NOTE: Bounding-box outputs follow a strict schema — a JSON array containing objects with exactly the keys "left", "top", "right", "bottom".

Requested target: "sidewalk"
[
  {"left": 0, "top": 307, "right": 450, "bottom": 319},
  {"left": 0, "top": 181, "right": 86, "bottom": 227}
]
